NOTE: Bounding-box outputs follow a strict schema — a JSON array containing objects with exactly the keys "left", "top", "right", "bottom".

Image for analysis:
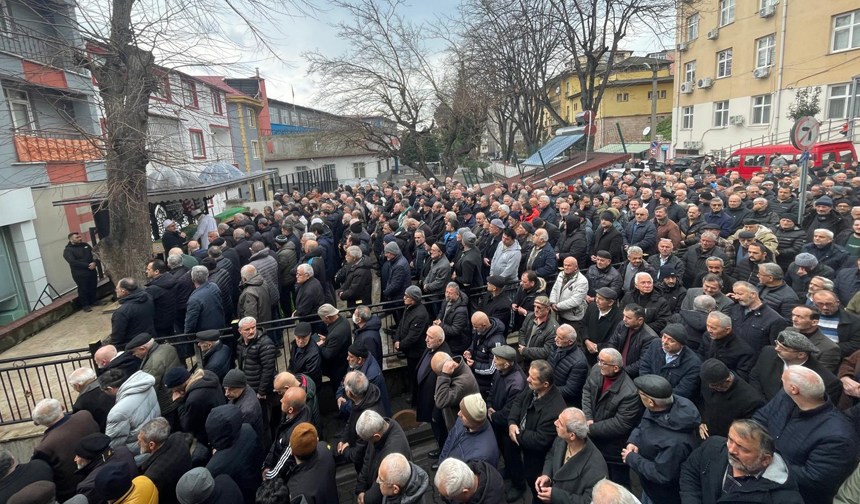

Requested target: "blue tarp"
[{"left": 521, "top": 134, "right": 584, "bottom": 166}]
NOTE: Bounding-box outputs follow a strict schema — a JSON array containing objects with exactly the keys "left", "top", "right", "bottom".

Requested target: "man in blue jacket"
[
  {"left": 752, "top": 365, "right": 859, "bottom": 504},
  {"left": 438, "top": 393, "right": 499, "bottom": 470},
  {"left": 184, "top": 266, "right": 224, "bottom": 334},
  {"left": 623, "top": 208, "right": 658, "bottom": 256},
  {"left": 639, "top": 323, "right": 702, "bottom": 400},
  {"left": 525, "top": 229, "right": 557, "bottom": 279},
  {"left": 703, "top": 198, "right": 733, "bottom": 239}
]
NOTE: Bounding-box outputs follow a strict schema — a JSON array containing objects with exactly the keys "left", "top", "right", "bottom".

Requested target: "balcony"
[
  {"left": 13, "top": 129, "right": 103, "bottom": 163},
  {"left": 0, "top": 16, "right": 77, "bottom": 71}
]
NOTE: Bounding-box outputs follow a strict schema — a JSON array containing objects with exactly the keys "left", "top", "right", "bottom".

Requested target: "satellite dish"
[{"left": 642, "top": 126, "right": 651, "bottom": 137}]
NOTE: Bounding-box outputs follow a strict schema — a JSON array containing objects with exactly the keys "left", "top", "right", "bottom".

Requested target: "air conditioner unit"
[
  {"left": 680, "top": 82, "right": 694, "bottom": 94},
  {"left": 707, "top": 28, "right": 720, "bottom": 40},
  {"left": 730, "top": 115, "right": 745, "bottom": 126},
  {"left": 677, "top": 42, "right": 689, "bottom": 52},
  {"left": 697, "top": 77, "right": 714, "bottom": 89},
  {"left": 753, "top": 67, "right": 770, "bottom": 79},
  {"left": 684, "top": 141, "right": 704, "bottom": 150},
  {"left": 759, "top": 5, "right": 776, "bottom": 17}
]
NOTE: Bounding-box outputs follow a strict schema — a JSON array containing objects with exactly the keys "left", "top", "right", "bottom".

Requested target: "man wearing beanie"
[
  {"left": 438, "top": 393, "right": 499, "bottom": 470},
  {"left": 286, "top": 423, "right": 338, "bottom": 504},
  {"left": 776, "top": 213, "right": 806, "bottom": 269},
  {"left": 94, "top": 461, "right": 157, "bottom": 504},
  {"left": 639, "top": 323, "right": 702, "bottom": 400},
  {"left": 787, "top": 252, "right": 833, "bottom": 296},
  {"left": 74, "top": 433, "right": 137, "bottom": 502},
  {"left": 698, "top": 358, "right": 765, "bottom": 439},
  {"left": 382, "top": 241, "right": 412, "bottom": 305},
  {"left": 176, "top": 467, "right": 242, "bottom": 504},
  {"left": 592, "top": 210, "right": 624, "bottom": 264},
  {"left": 393, "top": 285, "right": 430, "bottom": 399},
  {"left": 223, "top": 369, "right": 264, "bottom": 442},
  {"left": 804, "top": 195, "right": 846, "bottom": 241},
  {"left": 336, "top": 341, "right": 392, "bottom": 416}
]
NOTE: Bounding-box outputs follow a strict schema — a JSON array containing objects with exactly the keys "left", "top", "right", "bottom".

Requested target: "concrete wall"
[{"left": 0, "top": 188, "right": 48, "bottom": 310}]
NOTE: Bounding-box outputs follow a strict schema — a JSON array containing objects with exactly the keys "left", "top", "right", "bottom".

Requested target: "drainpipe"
[{"left": 772, "top": 0, "right": 789, "bottom": 139}]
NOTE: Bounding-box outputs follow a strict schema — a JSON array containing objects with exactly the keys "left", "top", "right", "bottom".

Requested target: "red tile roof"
[{"left": 193, "top": 76, "right": 245, "bottom": 97}]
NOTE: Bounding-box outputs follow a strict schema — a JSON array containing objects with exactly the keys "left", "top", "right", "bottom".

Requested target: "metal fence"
[{"left": 269, "top": 165, "right": 338, "bottom": 195}]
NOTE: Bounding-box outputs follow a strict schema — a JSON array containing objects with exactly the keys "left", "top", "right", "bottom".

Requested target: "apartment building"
[{"left": 672, "top": 0, "right": 860, "bottom": 157}]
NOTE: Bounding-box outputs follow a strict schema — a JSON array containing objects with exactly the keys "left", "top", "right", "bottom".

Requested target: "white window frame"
[
  {"left": 684, "top": 61, "right": 696, "bottom": 84},
  {"left": 353, "top": 162, "right": 366, "bottom": 178},
  {"left": 682, "top": 106, "right": 694, "bottom": 130},
  {"left": 181, "top": 80, "right": 197, "bottom": 108},
  {"left": 827, "top": 83, "right": 860, "bottom": 119},
  {"left": 5, "top": 88, "right": 33, "bottom": 131},
  {"left": 756, "top": 35, "right": 776, "bottom": 69},
  {"left": 687, "top": 14, "right": 699, "bottom": 41},
  {"left": 719, "top": 0, "right": 735, "bottom": 26},
  {"left": 248, "top": 110, "right": 257, "bottom": 129},
  {"left": 752, "top": 94, "right": 772, "bottom": 125},
  {"left": 251, "top": 140, "right": 260, "bottom": 159},
  {"left": 717, "top": 48, "right": 733, "bottom": 78},
  {"left": 190, "top": 130, "right": 206, "bottom": 158},
  {"left": 832, "top": 9, "right": 860, "bottom": 53},
  {"left": 714, "top": 101, "right": 729, "bottom": 128}
]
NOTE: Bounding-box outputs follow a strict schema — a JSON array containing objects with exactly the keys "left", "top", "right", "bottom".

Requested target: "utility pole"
[{"left": 650, "top": 64, "right": 658, "bottom": 145}]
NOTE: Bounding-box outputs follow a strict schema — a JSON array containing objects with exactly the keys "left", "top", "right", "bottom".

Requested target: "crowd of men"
[{"left": 13, "top": 160, "right": 860, "bottom": 504}]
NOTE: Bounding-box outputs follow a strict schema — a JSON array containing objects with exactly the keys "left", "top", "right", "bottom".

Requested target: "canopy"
[{"left": 521, "top": 134, "right": 584, "bottom": 167}]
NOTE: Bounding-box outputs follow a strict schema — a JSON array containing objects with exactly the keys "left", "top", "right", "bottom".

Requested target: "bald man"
[
  {"left": 93, "top": 344, "right": 139, "bottom": 378},
  {"left": 465, "top": 312, "right": 505, "bottom": 395},
  {"left": 263, "top": 387, "right": 311, "bottom": 481},
  {"left": 169, "top": 246, "right": 198, "bottom": 270},
  {"left": 272, "top": 372, "right": 322, "bottom": 434}
]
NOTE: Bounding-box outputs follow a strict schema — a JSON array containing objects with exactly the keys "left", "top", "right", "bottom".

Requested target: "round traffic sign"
[
  {"left": 581, "top": 110, "right": 595, "bottom": 124},
  {"left": 584, "top": 123, "right": 597, "bottom": 136},
  {"left": 790, "top": 116, "right": 820, "bottom": 151}
]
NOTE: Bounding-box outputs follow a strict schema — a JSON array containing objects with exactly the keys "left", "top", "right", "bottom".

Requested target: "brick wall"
[{"left": 596, "top": 114, "right": 668, "bottom": 151}]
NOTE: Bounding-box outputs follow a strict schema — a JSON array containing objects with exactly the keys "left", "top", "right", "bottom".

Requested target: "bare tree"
[{"left": 434, "top": 59, "right": 491, "bottom": 174}]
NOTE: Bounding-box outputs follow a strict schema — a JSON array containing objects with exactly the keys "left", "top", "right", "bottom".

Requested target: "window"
[
  {"left": 565, "top": 82, "right": 570, "bottom": 95},
  {"left": 190, "top": 130, "right": 205, "bottom": 158},
  {"left": 826, "top": 83, "right": 860, "bottom": 119},
  {"left": 616, "top": 93, "right": 629, "bottom": 102},
  {"left": 5, "top": 89, "right": 33, "bottom": 131},
  {"left": 152, "top": 74, "right": 171, "bottom": 102},
  {"left": 251, "top": 140, "right": 260, "bottom": 159},
  {"left": 684, "top": 61, "right": 696, "bottom": 84},
  {"left": 687, "top": 14, "right": 699, "bottom": 41},
  {"left": 0, "top": 0, "right": 12, "bottom": 33},
  {"left": 648, "top": 90, "right": 667, "bottom": 100},
  {"left": 573, "top": 103, "right": 578, "bottom": 111},
  {"left": 714, "top": 101, "right": 729, "bottom": 127},
  {"left": 833, "top": 9, "right": 860, "bottom": 52},
  {"left": 248, "top": 110, "right": 257, "bottom": 129},
  {"left": 211, "top": 89, "right": 223, "bottom": 114},
  {"left": 682, "top": 106, "right": 694, "bottom": 129},
  {"left": 756, "top": 35, "right": 776, "bottom": 69},
  {"left": 353, "top": 162, "right": 366, "bottom": 178},
  {"left": 717, "top": 48, "right": 732, "bottom": 78},
  {"left": 181, "top": 80, "right": 197, "bottom": 108},
  {"left": 296, "top": 165, "right": 308, "bottom": 172},
  {"left": 566, "top": 105, "right": 570, "bottom": 120},
  {"left": 719, "top": 0, "right": 735, "bottom": 26},
  {"left": 752, "top": 94, "right": 772, "bottom": 124}
]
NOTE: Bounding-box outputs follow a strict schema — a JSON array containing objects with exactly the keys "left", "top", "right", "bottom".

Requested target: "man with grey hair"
[
  {"left": 355, "top": 409, "right": 412, "bottom": 504},
  {"left": 802, "top": 228, "right": 850, "bottom": 271},
  {"left": 526, "top": 228, "right": 557, "bottom": 278},
  {"left": 730, "top": 280, "right": 788, "bottom": 352},
  {"left": 753, "top": 366, "right": 859, "bottom": 504},
  {"left": 677, "top": 294, "right": 717, "bottom": 354},
  {"left": 548, "top": 324, "right": 589, "bottom": 407},
  {"left": 294, "top": 263, "right": 324, "bottom": 322},
  {"left": 704, "top": 310, "right": 756, "bottom": 381},
  {"left": 32, "top": 398, "right": 100, "bottom": 501},
  {"left": 184, "top": 265, "right": 224, "bottom": 333},
  {"left": 434, "top": 457, "right": 504, "bottom": 503},
  {"left": 70, "top": 367, "right": 114, "bottom": 432},
  {"left": 137, "top": 417, "right": 192, "bottom": 504},
  {"left": 377, "top": 452, "right": 429, "bottom": 503},
  {"left": 338, "top": 245, "right": 373, "bottom": 309},
  {"left": 233, "top": 227, "right": 252, "bottom": 266},
  {"left": 620, "top": 246, "right": 656, "bottom": 295},
  {"left": 536, "top": 407, "right": 607, "bottom": 503},
  {"left": 593, "top": 479, "right": 641, "bottom": 504},
  {"left": 238, "top": 264, "right": 271, "bottom": 323},
  {"left": 126, "top": 333, "right": 182, "bottom": 429},
  {"left": 338, "top": 371, "right": 387, "bottom": 474},
  {"left": 756, "top": 262, "right": 800, "bottom": 320},
  {"left": 167, "top": 253, "right": 194, "bottom": 335},
  {"left": 110, "top": 277, "right": 155, "bottom": 350}
]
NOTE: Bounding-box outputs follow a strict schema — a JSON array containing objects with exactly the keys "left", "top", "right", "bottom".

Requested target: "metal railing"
[
  {"left": 0, "top": 16, "right": 78, "bottom": 71},
  {"left": 268, "top": 164, "right": 338, "bottom": 195}
]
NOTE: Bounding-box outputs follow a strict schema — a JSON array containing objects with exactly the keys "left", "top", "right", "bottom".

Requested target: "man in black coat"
[
  {"left": 263, "top": 387, "right": 314, "bottom": 481},
  {"left": 318, "top": 304, "right": 352, "bottom": 390},
  {"left": 355, "top": 410, "right": 412, "bottom": 504},
  {"left": 581, "top": 287, "right": 622, "bottom": 367},
  {"left": 289, "top": 322, "right": 323, "bottom": 386},
  {"left": 293, "top": 264, "right": 324, "bottom": 326},
  {"left": 698, "top": 359, "right": 766, "bottom": 439},
  {"left": 487, "top": 346, "right": 526, "bottom": 443},
  {"left": 394, "top": 286, "right": 431, "bottom": 395},
  {"left": 453, "top": 233, "right": 484, "bottom": 291},
  {"left": 435, "top": 458, "right": 505, "bottom": 504},
  {"left": 435, "top": 283, "right": 471, "bottom": 355},
  {"left": 592, "top": 212, "right": 624, "bottom": 264},
  {"left": 548, "top": 324, "right": 589, "bottom": 407},
  {"left": 605, "top": 303, "right": 659, "bottom": 378},
  {"left": 701, "top": 311, "right": 757, "bottom": 381},
  {"left": 639, "top": 323, "right": 702, "bottom": 400},
  {"left": 285, "top": 424, "right": 339, "bottom": 504},
  {"left": 167, "top": 255, "right": 194, "bottom": 335},
  {"left": 164, "top": 367, "right": 226, "bottom": 465},
  {"left": 70, "top": 367, "right": 115, "bottom": 432},
  {"left": 196, "top": 330, "right": 232, "bottom": 384},
  {"left": 479, "top": 275, "right": 512, "bottom": 332},
  {"left": 416, "top": 326, "right": 451, "bottom": 455},
  {"left": 63, "top": 232, "right": 98, "bottom": 311},
  {"left": 205, "top": 405, "right": 262, "bottom": 504},
  {"left": 812, "top": 289, "right": 860, "bottom": 358},
  {"left": 236, "top": 318, "right": 279, "bottom": 440},
  {"left": 109, "top": 278, "right": 155, "bottom": 350},
  {"left": 338, "top": 248, "right": 373, "bottom": 309},
  {"left": 138, "top": 418, "right": 192, "bottom": 504},
  {"left": 505, "top": 359, "right": 567, "bottom": 502},
  {"left": 619, "top": 271, "right": 671, "bottom": 333},
  {"left": 680, "top": 419, "right": 805, "bottom": 504},
  {"left": 336, "top": 371, "right": 387, "bottom": 473},
  {"left": 144, "top": 259, "right": 177, "bottom": 337}
]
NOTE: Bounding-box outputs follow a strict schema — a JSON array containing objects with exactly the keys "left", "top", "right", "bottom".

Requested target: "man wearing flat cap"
[
  {"left": 289, "top": 322, "right": 322, "bottom": 387},
  {"left": 336, "top": 341, "right": 391, "bottom": 417},
  {"left": 639, "top": 323, "right": 702, "bottom": 400},
  {"left": 478, "top": 275, "right": 513, "bottom": 332},
  {"left": 624, "top": 375, "right": 700, "bottom": 504},
  {"left": 126, "top": 333, "right": 181, "bottom": 428},
  {"left": 581, "top": 287, "right": 622, "bottom": 368},
  {"left": 698, "top": 358, "right": 765, "bottom": 439},
  {"left": 223, "top": 369, "right": 264, "bottom": 442},
  {"left": 317, "top": 303, "right": 351, "bottom": 390},
  {"left": 749, "top": 329, "right": 842, "bottom": 404},
  {"left": 487, "top": 345, "right": 526, "bottom": 441},
  {"left": 195, "top": 330, "right": 232, "bottom": 384},
  {"left": 74, "top": 433, "right": 138, "bottom": 502}
]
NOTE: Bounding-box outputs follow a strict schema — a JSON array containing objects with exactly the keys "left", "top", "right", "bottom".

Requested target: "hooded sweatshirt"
[{"left": 206, "top": 405, "right": 262, "bottom": 504}]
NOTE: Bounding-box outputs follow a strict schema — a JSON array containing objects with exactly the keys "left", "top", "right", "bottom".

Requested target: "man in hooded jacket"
[{"left": 205, "top": 405, "right": 262, "bottom": 504}]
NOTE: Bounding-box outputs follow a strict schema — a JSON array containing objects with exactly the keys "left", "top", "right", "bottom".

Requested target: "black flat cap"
[
  {"left": 595, "top": 287, "right": 617, "bottom": 300},
  {"left": 75, "top": 433, "right": 112, "bottom": 459},
  {"left": 195, "top": 330, "right": 220, "bottom": 342},
  {"left": 634, "top": 374, "right": 673, "bottom": 399},
  {"left": 487, "top": 275, "right": 506, "bottom": 288},
  {"left": 742, "top": 218, "right": 761, "bottom": 226},
  {"left": 295, "top": 322, "right": 313, "bottom": 337},
  {"left": 125, "top": 333, "right": 153, "bottom": 350},
  {"left": 699, "top": 358, "right": 730, "bottom": 383}
]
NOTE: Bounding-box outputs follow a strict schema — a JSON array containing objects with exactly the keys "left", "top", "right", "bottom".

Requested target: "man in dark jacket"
[
  {"left": 487, "top": 346, "right": 526, "bottom": 443},
  {"left": 465, "top": 312, "right": 505, "bottom": 395},
  {"left": 355, "top": 410, "right": 412, "bottom": 504},
  {"left": 64, "top": 232, "right": 98, "bottom": 311},
  {"left": 517, "top": 297, "right": 559, "bottom": 370},
  {"left": 479, "top": 275, "right": 512, "bottom": 331},
  {"left": 623, "top": 375, "right": 701, "bottom": 504},
  {"left": 164, "top": 367, "right": 226, "bottom": 464},
  {"left": 606, "top": 303, "right": 659, "bottom": 378},
  {"left": 592, "top": 212, "right": 624, "bottom": 264},
  {"left": 395, "top": 286, "right": 431, "bottom": 392},
  {"left": 581, "top": 348, "right": 643, "bottom": 486},
  {"left": 702, "top": 311, "right": 757, "bottom": 381},
  {"left": 338, "top": 247, "right": 374, "bottom": 309},
  {"left": 354, "top": 307, "right": 384, "bottom": 366},
  {"left": 730, "top": 281, "right": 788, "bottom": 352},
  {"left": 223, "top": 370, "right": 264, "bottom": 443},
  {"left": 293, "top": 263, "right": 324, "bottom": 325},
  {"left": 286, "top": 423, "right": 339, "bottom": 504},
  {"left": 680, "top": 419, "right": 805, "bottom": 504},
  {"left": 813, "top": 289, "right": 860, "bottom": 357},
  {"left": 453, "top": 232, "right": 484, "bottom": 291},
  {"left": 237, "top": 266, "right": 271, "bottom": 324},
  {"left": 109, "top": 278, "right": 155, "bottom": 350},
  {"left": 835, "top": 257, "right": 860, "bottom": 306},
  {"left": 417, "top": 326, "right": 452, "bottom": 455},
  {"left": 682, "top": 232, "right": 726, "bottom": 287},
  {"left": 144, "top": 260, "right": 176, "bottom": 336},
  {"left": 205, "top": 405, "right": 261, "bottom": 504},
  {"left": 698, "top": 359, "right": 766, "bottom": 440},
  {"left": 237, "top": 317, "right": 278, "bottom": 440},
  {"left": 263, "top": 387, "right": 313, "bottom": 481},
  {"left": 137, "top": 418, "right": 192, "bottom": 504},
  {"left": 586, "top": 251, "right": 623, "bottom": 298},
  {"left": 382, "top": 242, "right": 412, "bottom": 303},
  {"left": 525, "top": 228, "right": 557, "bottom": 278},
  {"left": 620, "top": 271, "right": 671, "bottom": 333},
  {"left": 749, "top": 330, "right": 842, "bottom": 404},
  {"left": 195, "top": 330, "right": 232, "bottom": 383},
  {"left": 200, "top": 257, "right": 233, "bottom": 327},
  {"left": 623, "top": 208, "right": 658, "bottom": 255},
  {"left": 535, "top": 407, "right": 608, "bottom": 504},
  {"left": 504, "top": 359, "right": 567, "bottom": 502},
  {"left": 548, "top": 324, "right": 589, "bottom": 407},
  {"left": 289, "top": 322, "right": 323, "bottom": 386},
  {"left": 337, "top": 371, "right": 387, "bottom": 472},
  {"left": 639, "top": 323, "right": 702, "bottom": 400},
  {"left": 435, "top": 458, "right": 504, "bottom": 504},
  {"left": 184, "top": 266, "right": 224, "bottom": 334},
  {"left": 438, "top": 393, "right": 499, "bottom": 468},
  {"left": 167, "top": 255, "right": 194, "bottom": 334},
  {"left": 336, "top": 342, "right": 392, "bottom": 417},
  {"left": 318, "top": 303, "right": 352, "bottom": 390},
  {"left": 435, "top": 283, "right": 471, "bottom": 355},
  {"left": 753, "top": 366, "right": 859, "bottom": 504},
  {"left": 70, "top": 367, "right": 114, "bottom": 432}
]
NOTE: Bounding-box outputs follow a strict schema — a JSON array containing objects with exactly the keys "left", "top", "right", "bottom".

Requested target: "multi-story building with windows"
[{"left": 672, "top": 0, "right": 860, "bottom": 157}]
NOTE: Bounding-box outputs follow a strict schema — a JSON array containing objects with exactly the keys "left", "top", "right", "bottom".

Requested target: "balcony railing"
[
  {"left": 13, "top": 129, "right": 103, "bottom": 163},
  {"left": 0, "top": 16, "right": 78, "bottom": 71}
]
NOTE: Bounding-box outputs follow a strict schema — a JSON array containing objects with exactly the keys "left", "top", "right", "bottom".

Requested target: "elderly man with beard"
[
  {"left": 336, "top": 341, "right": 392, "bottom": 417},
  {"left": 680, "top": 419, "right": 804, "bottom": 504}
]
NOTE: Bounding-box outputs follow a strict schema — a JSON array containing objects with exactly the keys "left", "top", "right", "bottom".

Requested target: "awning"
[
  {"left": 521, "top": 134, "right": 584, "bottom": 166},
  {"left": 595, "top": 142, "right": 652, "bottom": 154},
  {"left": 52, "top": 165, "right": 277, "bottom": 206}
]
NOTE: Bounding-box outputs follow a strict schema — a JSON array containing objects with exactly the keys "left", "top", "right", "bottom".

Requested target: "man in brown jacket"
[
  {"left": 31, "top": 398, "right": 100, "bottom": 501},
  {"left": 432, "top": 352, "right": 480, "bottom": 429}
]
